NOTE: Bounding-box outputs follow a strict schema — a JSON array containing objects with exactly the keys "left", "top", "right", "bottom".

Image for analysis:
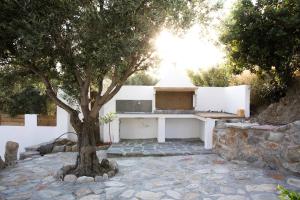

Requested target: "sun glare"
[{"left": 154, "top": 25, "right": 225, "bottom": 79}]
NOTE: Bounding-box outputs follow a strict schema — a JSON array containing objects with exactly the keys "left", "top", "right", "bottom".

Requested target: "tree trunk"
[
  {"left": 73, "top": 118, "right": 101, "bottom": 177},
  {"left": 94, "top": 117, "right": 101, "bottom": 144}
]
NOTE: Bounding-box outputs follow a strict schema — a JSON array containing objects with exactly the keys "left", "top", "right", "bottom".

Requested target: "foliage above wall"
[
  {"left": 221, "top": 0, "right": 300, "bottom": 96},
  {"left": 188, "top": 67, "right": 230, "bottom": 87},
  {"left": 125, "top": 72, "right": 158, "bottom": 85}
]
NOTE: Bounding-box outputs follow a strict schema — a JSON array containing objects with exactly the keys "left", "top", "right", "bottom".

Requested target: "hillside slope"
[{"left": 257, "top": 78, "right": 300, "bottom": 125}]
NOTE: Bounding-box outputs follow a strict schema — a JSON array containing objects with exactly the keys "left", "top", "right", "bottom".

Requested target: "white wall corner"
[
  {"left": 204, "top": 118, "right": 216, "bottom": 149},
  {"left": 157, "top": 117, "right": 165, "bottom": 143}
]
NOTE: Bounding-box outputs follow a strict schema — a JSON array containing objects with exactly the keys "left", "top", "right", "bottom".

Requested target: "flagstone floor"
[
  {"left": 107, "top": 139, "right": 212, "bottom": 157},
  {"left": 0, "top": 151, "right": 299, "bottom": 200}
]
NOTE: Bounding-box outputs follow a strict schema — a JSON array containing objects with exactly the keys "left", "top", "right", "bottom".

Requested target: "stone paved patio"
[
  {"left": 107, "top": 139, "right": 212, "bottom": 157},
  {"left": 0, "top": 151, "right": 300, "bottom": 200}
]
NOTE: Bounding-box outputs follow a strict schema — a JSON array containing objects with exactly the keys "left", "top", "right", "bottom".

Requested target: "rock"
[
  {"left": 135, "top": 191, "right": 164, "bottom": 200},
  {"left": 71, "top": 145, "right": 78, "bottom": 152},
  {"left": 105, "top": 181, "right": 125, "bottom": 187},
  {"left": 166, "top": 190, "right": 182, "bottom": 199},
  {"left": 120, "top": 189, "right": 135, "bottom": 198},
  {"left": 250, "top": 193, "right": 278, "bottom": 200},
  {"left": 76, "top": 176, "right": 94, "bottom": 183},
  {"left": 109, "top": 160, "right": 118, "bottom": 172},
  {"left": 287, "top": 178, "right": 300, "bottom": 188},
  {"left": 102, "top": 173, "right": 109, "bottom": 180},
  {"left": 79, "top": 194, "right": 101, "bottom": 200},
  {"left": 36, "top": 189, "right": 62, "bottom": 199},
  {"left": 94, "top": 176, "right": 103, "bottom": 182},
  {"left": 0, "top": 186, "right": 6, "bottom": 191},
  {"left": 267, "top": 132, "right": 284, "bottom": 142},
  {"left": 245, "top": 184, "right": 276, "bottom": 192},
  {"left": 52, "top": 145, "right": 65, "bottom": 153},
  {"left": 107, "top": 170, "right": 115, "bottom": 177},
  {"left": 4, "top": 141, "right": 19, "bottom": 166},
  {"left": 0, "top": 156, "right": 5, "bottom": 169},
  {"left": 75, "top": 188, "right": 92, "bottom": 197},
  {"left": 217, "top": 195, "right": 247, "bottom": 200},
  {"left": 64, "top": 174, "right": 77, "bottom": 182},
  {"left": 38, "top": 143, "right": 55, "bottom": 155},
  {"left": 65, "top": 146, "right": 72, "bottom": 152},
  {"left": 284, "top": 146, "right": 300, "bottom": 162},
  {"left": 58, "top": 194, "right": 76, "bottom": 200},
  {"left": 19, "top": 151, "right": 40, "bottom": 160},
  {"left": 100, "top": 159, "right": 110, "bottom": 169},
  {"left": 42, "top": 176, "right": 56, "bottom": 183}
]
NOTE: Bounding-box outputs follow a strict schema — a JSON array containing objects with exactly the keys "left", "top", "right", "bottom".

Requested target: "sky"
[{"left": 153, "top": 0, "right": 237, "bottom": 80}]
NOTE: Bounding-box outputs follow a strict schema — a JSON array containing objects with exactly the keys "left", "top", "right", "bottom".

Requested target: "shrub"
[
  {"left": 188, "top": 67, "right": 230, "bottom": 87},
  {"left": 230, "top": 70, "right": 287, "bottom": 112},
  {"left": 278, "top": 185, "right": 300, "bottom": 200}
]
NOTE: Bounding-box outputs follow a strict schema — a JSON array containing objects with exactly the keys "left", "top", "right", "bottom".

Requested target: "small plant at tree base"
[
  {"left": 100, "top": 112, "right": 117, "bottom": 145},
  {"left": 278, "top": 185, "right": 300, "bottom": 200}
]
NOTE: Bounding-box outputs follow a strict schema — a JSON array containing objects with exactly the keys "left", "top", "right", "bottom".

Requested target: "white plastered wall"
[
  {"left": 165, "top": 118, "right": 204, "bottom": 139},
  {"left": 0, "top": 106, "right": 69, "bottom": 158},
  {"left": 119, "top": 118, "right": 158, "bottom": 139},
  {"left": 100, "top": 86, "right": 154, "bottom": 142},
  {"left": 100, "top": 85, "right": 250, "bottom": 147},
  {"left": 196, "top": 85, "right": 250, "bottom": 117}
]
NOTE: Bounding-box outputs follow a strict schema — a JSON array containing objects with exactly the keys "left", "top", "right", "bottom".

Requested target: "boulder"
[
  {"left": 71, "top": 145, "right": 78, "bottom": 152},
  {"left": 19, "top": 151, "right": 40, "bottom": 160},
  {"left": 284, "top": 146, "right": 300, "bottom": 162},
  {"left": 109, "top": 160, "right": 119, "bottom": 173},
  {"left": 64, "top": 174, "right": 77, "bottom": 182},
  {"left": 102, "top": 173, "right": 109, "bottom": 180},
  {"left": 76, "top": 176, "right": 94, "bottom": 183},
  {"left": 4, "top": 141, "right": 19, "bottom": 166},
  {"left": 38, "top": 143, "right": 55, "bottom": 155},
  {"left": 65, "top": 146, "right": 73, "bottom": 152},
  {"left": 100, "top": 159, "right": 110, "bottom": 169},
  {"left": 52, "top": 145, "right": 65, "bottom": 153},
  {"left": 0, "top": 156, "right": 5, "bottom": 169}
]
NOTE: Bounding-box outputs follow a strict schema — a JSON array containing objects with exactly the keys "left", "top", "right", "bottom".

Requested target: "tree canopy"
[
  {"left": 0, "top": 0, "right": 220, "bottom": 176},
  {"left": 125, "top": 71, "right": 158, "bottom": 85},
  {"left": 188, "top": 66, "right": 230, "bottom": 87},
  {"left": 221, "top": 0, "right": 300, "bottom": 88}
]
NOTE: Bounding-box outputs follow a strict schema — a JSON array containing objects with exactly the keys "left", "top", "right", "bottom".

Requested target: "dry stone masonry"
[{"left": 213, "top": 120, "right": 300, "bottom": 174}]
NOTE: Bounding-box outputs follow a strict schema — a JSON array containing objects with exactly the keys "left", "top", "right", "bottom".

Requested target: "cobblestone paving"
[
  {"left": 107, "top": 139, "right": 212, "bottom": 157},
  {"left": 0, "top": 152, "right": 300, "bottom": 200}
]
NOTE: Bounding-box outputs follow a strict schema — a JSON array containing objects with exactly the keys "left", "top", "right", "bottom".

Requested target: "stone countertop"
[{"left": 225, "top": 122, "right": 280, "bottom": 131}]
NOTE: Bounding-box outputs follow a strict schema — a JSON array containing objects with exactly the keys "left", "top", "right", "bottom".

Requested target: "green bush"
[
  {"left": 125, "top": 72, "right": 158, "bottom": 86},
  {"left": 229, "top": 70, "right": 287, "bottom": 112},
  {"left": 0, "top": 87, "right": 48, "bottom": 117},
  {"left": 278, "top": 185, "right": 300, "bottom": 200},
  {"left": 188, "top": 67, "right": 231, "bottom": 87}
]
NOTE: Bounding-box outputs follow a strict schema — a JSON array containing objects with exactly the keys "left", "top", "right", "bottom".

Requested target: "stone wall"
[{"left": 213, "top": 120, "right": 300, "bottom": 174}]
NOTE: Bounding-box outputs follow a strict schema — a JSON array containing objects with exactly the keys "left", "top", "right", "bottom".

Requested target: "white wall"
[
  {"left": 100, "top": 84, "right": 250, "bottom": 142},
  {"left": 0, "top": 107, "right": 69, "bottom": 158},
  {"left": 196, "top": 87, "right": 227, "bottom": 112},
  {"left": 100, "top": 86, "right": 154, "bottom": 142},
  {"left": 225, "top": 85, "right": 250, "bottom": 117},
  {"left": 196, "top": 85, "right": 250, "bottom": 117},
  {"left": 165, "top": 118, "right": 203, "bottom": 139},
  {"left": 119, "top": 118, "right": 157, "bottom": 139}
]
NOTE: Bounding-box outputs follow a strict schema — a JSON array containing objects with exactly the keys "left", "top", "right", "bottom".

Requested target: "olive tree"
[{"left": 0, "top": 0, "right": 219, "bottom": 176}]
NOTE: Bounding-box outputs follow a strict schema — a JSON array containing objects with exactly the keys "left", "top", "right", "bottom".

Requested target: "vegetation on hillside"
[{"left": 221, "top": 0, "right": 300, "bottom": 100}]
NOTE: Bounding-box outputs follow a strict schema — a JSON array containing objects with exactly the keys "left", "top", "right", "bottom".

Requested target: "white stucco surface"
[
  {"left": 196, "top": 85, "right": 250, "bottom": 117},
  {"left": 0, "top": 107, "right": 69, "bottom": 158},
  {"left": 165, "top": 118, "right": 203, "bottom": 139},
  {"left": 119, "top": 118, "right": 158, "bottom": 139}
]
